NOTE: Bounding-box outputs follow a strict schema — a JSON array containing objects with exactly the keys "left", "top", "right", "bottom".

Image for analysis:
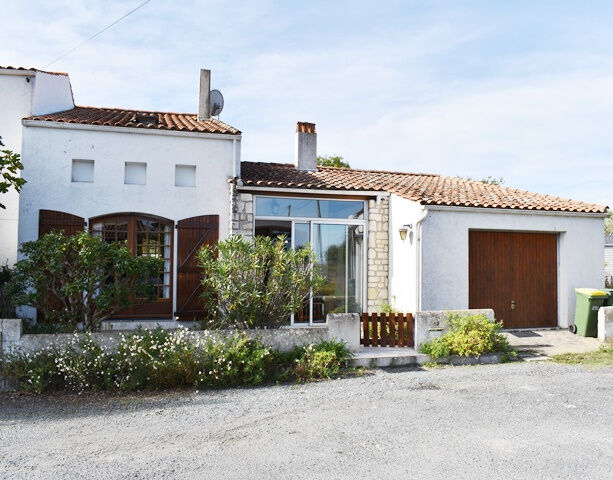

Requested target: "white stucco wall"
[
  {"left": 18, "top": 123, "right": 237, "bottom": 248},
  {"left": 388, "top": 195, "right": 425, "bottom": 313},
  {"left": 0, "top": 73, "right": 33, "bottom": 266},
  {"left": 29, "top": 72, "right": 74, "bottom": 116},
  {"left": 418, "top": 206, "right": 605, "bottom": 328},
  {"left": 0, "top": 69, "right": 74, "bottom": 266}
]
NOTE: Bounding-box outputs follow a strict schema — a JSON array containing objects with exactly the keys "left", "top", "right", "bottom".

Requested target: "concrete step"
[{"left": 350, "top": 347, "right": 430, "bottom": 368}]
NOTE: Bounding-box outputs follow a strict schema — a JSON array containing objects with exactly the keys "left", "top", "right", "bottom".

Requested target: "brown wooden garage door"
[{"left": 469, "top": 231, "right": 557, "bottom": 329}]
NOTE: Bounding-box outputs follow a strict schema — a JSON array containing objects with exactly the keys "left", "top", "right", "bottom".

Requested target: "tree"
[
  {"left": 9, "top": 232, "right": 163, "bottom": 331},
  {"left": 606, "top": 209, "right": 613, "bottom": 235},
  {"left": 317, "top": 155, "right": 350, "bottom": 168},
  {"left": 0, "top": 136, "right": 26, "bottom": 209},
  {"left": 198, "top": 235, "right": 324, "bottom": 329},
  {"left": 480, "top": 176, "right": 504, "bottom": 185}
]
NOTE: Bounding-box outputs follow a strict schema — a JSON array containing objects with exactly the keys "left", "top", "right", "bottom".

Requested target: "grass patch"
[{"left": 551, "top": 344, "right": 613, "bottom": 368}]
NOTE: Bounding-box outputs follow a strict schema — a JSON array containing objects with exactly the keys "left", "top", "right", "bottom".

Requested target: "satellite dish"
[{"left": 210, "top": 89, "right": 224, "bottom": 117}]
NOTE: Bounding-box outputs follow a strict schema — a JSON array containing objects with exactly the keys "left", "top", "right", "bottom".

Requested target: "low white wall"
[
  {"left": 0, "top": 314, "right": 362, "bottom": 356},
  {"left": 420, "top": 207, "right": 604, "bottom": 328},
  {"left": 598, "top": 307, "right": 613, "bottom": 342},
  {"left": 414, "top": 308, "right": 495, "bottom": 350}
]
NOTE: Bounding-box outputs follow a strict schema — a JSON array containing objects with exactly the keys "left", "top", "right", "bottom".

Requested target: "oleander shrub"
[
  {"left": 0, "top": 328, "right": 352, "bottom": 394},
  {"left": 419, "top": 313, "right": 515, "bottom": 359},
  {"left": 197, "top": 235, "right": 324, "bottom": 329}
]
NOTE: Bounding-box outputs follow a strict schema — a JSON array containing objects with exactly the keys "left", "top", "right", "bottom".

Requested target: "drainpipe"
[{"left": 415, "top": 208, "right": 428, "bottom": 312}]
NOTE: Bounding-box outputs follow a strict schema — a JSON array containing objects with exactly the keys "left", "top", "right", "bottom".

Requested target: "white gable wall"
[
  {"left": 418, "top": 207, "right": 604, "bottom": 328},
  {"left": 0, "top": 73, "right": 34, "bottom": 266},
  {"left": 19, "top": 123, "right": 236, "bottom": 246},
  {"left": 30, "top": 72, "right": 74, "bottom": 115},
  {"left": 0, "top": 69, "right": 75, "bottom": 265}
]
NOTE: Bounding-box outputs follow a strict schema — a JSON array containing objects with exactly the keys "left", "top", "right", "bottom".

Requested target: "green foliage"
[
  {"left": 0, "top": 264, "right": 16, "bottom": 317},
  {"left": 480, "top": 176, "right": 504, "bottom": 185},
  {"left": 419, "top": 313, "right": 514, "bottom": 359},
  {"left": 316, "top": 155, "right": 350, "bottom": 168},
  {"left": 380, "top": 303, "right": 397, "bottom": 314},
  {"left": 0, "top": 329, "right": 352, "bottom": 393},
  {"left": 9, "top": 232, "right": 163, "bottom": 331},
  {"left": 0, "top": 137, "right": 26, "bottom": 210},
  {"left": 197, "top": 333, "right": 276, "bottom": 387},
  {"left": 289, "top": 340, "right": 351, "bottom": 381},
  {"left": 198, "top": 235, "right": 324, "bottom": 329},
  {"left": 605, "top": 209, "right": 613, "bottom": 235},
  {"left": 551, "top": 343, "right": 613, "bottom": 368}
]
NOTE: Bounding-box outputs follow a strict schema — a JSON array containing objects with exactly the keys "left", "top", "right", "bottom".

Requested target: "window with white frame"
[{"left": 254, "top": 196, "right": 366, "bottom": 325}]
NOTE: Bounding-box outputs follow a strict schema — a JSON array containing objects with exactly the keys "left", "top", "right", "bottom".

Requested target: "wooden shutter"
[
  {"left": 36, "top": 210, "right": 85, "bottom": 323},
  {"left": 175, "top": 215, "right": 219, "bottom": 321},
  {"left": 39, "top": 209, "right": 85, "bottom": 237}
]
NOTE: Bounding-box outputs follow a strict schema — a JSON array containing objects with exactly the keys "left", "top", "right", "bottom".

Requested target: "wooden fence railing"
[{"left": 360, "top": 312, "right": 414, "bottom": 348}]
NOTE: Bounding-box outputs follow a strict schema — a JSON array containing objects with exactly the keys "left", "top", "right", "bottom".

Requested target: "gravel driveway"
[{"left": 1, "top": 362, "right": 611, "bottom": 480}]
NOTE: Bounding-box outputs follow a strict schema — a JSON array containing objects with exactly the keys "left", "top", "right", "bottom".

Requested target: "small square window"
[
  {"left": 175, "top": 164, "right": 196, "bottom": 187},
  {"left": 124, "top": 162, "right": 146, "bottom": 185},
  {"left": 71, "top": 159, "right": 94, "bottom": 183}
]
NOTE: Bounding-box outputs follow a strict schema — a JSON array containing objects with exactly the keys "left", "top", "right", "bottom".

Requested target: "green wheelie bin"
[
  {"left": 571, "top": 288, "right": 608, "bottom": 337},
  {"left": 604, "top": 289, "right": 613, "bottom": 307}
]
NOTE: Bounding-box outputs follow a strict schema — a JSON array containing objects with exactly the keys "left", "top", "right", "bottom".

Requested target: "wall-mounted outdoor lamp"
[{"left": 398, "top": 224, "right": 413, "bottom": 241}]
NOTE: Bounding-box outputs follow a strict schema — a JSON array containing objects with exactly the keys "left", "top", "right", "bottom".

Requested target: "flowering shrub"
[
  {"left": 0, "top": 328, "right": 352, "bottom": 394},
  {"left": 419, "top": 313, "right": 515, "bottom": 359}
]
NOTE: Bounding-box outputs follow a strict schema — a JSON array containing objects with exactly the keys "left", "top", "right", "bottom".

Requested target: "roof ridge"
[
  {"left": 72, "top": 105, "right": 202, "bottom": 118},
  {"left": 0, "top": 66, "right": 68, "bottom": 76},
  {"left": 240, "top": 161, "right": 440, "bottom": 177}
]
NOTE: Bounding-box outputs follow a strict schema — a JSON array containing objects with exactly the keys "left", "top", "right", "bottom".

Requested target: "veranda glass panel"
[
  {"left": 294, "top": 222, "right": 311, "bottom": 324},
  {"left": 256, "top": 197, "right": 364, "bottom": 219}
]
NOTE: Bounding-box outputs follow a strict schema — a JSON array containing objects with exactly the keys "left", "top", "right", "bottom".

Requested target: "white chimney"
[
  {"left": 295, "top": 122, "right": 317, "bottom": 171},
  {"left": 198, "top": 68, "right": 210, "bottom": 121}
]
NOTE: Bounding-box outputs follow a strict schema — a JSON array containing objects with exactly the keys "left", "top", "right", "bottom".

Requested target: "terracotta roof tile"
[
  {"left": 0, "top": 66, "right": 68, "bottom": 76},
  {"left": 240, "top": 162, "right": 606, "bottom": 214},
  {"left": 25, "top": 106, "right": 241, "bottom": 135}
]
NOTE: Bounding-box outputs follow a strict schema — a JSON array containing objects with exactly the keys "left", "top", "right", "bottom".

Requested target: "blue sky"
[{"left": 2, "top": 0, "right": 612, "bottom": 206}]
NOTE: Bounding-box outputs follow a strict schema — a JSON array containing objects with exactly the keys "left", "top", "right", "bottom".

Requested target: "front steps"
[{"left": 350, "top": 347, "right": 430, "bottom": 368}]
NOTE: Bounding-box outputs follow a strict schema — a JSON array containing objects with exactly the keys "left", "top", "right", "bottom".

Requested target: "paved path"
[
  {"left": 503, "top": 329, "right": 602, "bottom": 357},
  {"left": 1, "top": 362, "right": 611, "bottom": 480}
]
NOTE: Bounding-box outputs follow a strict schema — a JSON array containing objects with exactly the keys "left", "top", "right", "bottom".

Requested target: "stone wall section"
[
  {"left": 230, "top": 185, "right": 253, "bottom": 240},
  {"left": 367, "top": 197, "right": 389, "bottom": 312}
]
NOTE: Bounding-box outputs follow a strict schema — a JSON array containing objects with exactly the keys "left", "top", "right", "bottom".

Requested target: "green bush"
[
  {"left": 197, "top": 235, "right": 324, "bottom": 330},
  {"left": 0, "top": 328, "right": 352, "bottom": 394},
  {"left": 9, "top": 232, "right": 163, "bottom": 331},
  {"left": 419, "top": 313, "right": 514, "bottom": 359}
]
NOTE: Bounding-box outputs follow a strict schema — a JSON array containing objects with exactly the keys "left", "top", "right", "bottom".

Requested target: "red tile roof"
[
  {"left": 25, "top": 106, "right": 241, "bottom": 135},
  {"left": 0, "top": 66, "right": 68, "bottom": 76},
  {"left": 240, "top": 162, "right": 607, "bottom": 213}
]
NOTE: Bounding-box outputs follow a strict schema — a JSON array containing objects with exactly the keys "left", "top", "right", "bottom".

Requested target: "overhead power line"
[{"left": 44, "top": 0, "right": 152, "bottom": 68}]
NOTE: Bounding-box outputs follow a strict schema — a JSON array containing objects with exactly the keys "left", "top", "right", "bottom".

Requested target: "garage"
[{"left": 468, "top": 230, "right": 558, "bottom": 328}]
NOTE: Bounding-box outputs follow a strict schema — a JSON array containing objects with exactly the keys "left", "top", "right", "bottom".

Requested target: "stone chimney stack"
[
  {"left": 198, "top": 68, "right": 211, "bottom": 121},
  {"left": 295, "top": 122, "right": 317, "bottom": 171}
]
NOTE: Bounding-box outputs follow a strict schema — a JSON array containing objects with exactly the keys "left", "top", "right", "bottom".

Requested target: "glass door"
[{"left": 312, "top": 223, "right": 363, "bottom": 323}]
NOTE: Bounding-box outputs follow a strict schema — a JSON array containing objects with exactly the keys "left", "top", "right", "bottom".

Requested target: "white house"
[
  {"left": 4, "top": 66, "right": 607, "bottom": 330},
  {"left": 0, "top": 66, "right": 75, "bottom": 266}
]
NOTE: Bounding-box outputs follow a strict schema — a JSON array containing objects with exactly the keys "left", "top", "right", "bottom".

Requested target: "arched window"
[{"left": 90, "top": 213, "right": 173, "bottom": 318}]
